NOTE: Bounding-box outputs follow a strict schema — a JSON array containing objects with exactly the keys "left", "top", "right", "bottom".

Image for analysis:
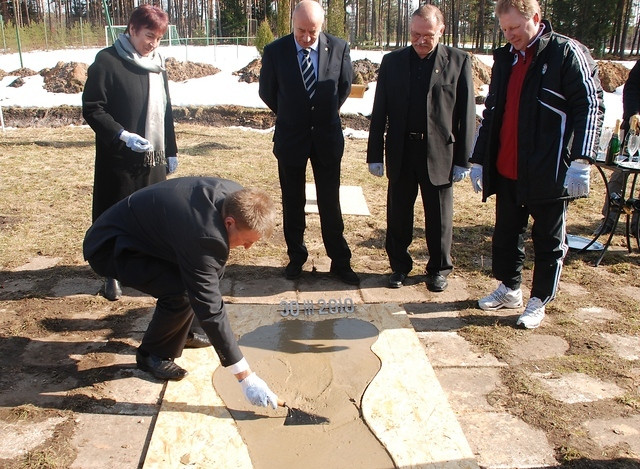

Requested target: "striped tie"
[{"left": 300, "top": 48, "right": 316, "bottom": 99}]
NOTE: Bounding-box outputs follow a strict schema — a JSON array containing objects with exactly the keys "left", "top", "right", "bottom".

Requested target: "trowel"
[{"left": 278, "top": 398, "right": 329, "bottom": 426}]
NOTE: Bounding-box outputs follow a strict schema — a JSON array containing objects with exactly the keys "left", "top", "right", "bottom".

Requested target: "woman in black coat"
[{"left": 83, "top": 4, "right": 178, "bottom": 300}]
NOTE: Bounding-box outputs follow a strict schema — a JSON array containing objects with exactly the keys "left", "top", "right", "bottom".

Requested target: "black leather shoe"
[
  {"left": 185, "top": 331, "right": 210, "bottom": 348},
  {"left": 136, "top": 350, "right": 188, "bottom": 381},
  {"left": 285, "top": 262, "right": 303, "bottom": 280},
  {"left": 388, "top": 272, "right": 407, "bottom": 288},
  {"left": 103, "top": 277, "right": 122, "bottom": 301},
  {"left": 330, "top": 265, "right": 360, "bottom": 285},
  {"left": 426, "top": 273, "right": 448, "bottom": 292}
]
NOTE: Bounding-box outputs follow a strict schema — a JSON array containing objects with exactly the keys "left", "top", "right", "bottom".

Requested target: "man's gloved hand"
[
  {"left": 368, "top": 163, "right": 384, "bottom": 177},
  {"left": 470, "top": 163, "right": 483, "bottom": 193},
  {"left": 119, "top": 130, "right": 152, "bottom": 153},
  {"left": 166, "top": 156, "right": 178, "bottom": 174},
  {"left": 239, "top": 372, "right": 278, "bottom": 409},
  {"left": 452, "top": 165, "right": 470, "bottom": 182},
  {"left": 564, "top": 160, "right": 591, "bottom": 198}
]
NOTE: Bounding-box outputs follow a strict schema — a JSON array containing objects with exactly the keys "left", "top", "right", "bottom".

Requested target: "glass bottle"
[{"left": 606, "top": 119, "right": 621, "bottom": 165}]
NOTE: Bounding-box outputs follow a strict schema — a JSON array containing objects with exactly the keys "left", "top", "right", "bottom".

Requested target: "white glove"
[
  {"left": 470, "top": 163, "right": 483, "bottom": 193},
  {"left": 452, "top": 165, "right": 470, "bottom": 182},
  {"left": 368, "top": 163, "right": 384, "bottom": 177},
  {"left": 564, "top": 160, "right": 591, "bottom": 198},
  {"left": 239, "top": 372, "right": 278, "bottom": 409},
  {"left": 166, "top": 156, "right": 178, "bottom": 174},
  {"left": 119, "top": 129, "right": 152, "bottom": 153}
]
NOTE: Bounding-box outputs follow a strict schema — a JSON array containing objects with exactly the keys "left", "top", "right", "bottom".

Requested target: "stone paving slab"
[
  {"left": 530, "top": 371, "right": 625, "bottom": 404},
  {"left": 432, "top": 367, "right": 503, "bottom": 413},
  {"left": 599, "top": 332, "right": 640, "bottom": 360},
  {"left": 458, "top": 412, "right": 557, "bottom": 468},
  {"left": 583, "top": 416, "right": 640, "bottom": 455},
  {"left": 418, "top": 331, "right": 507, "bottom": 368}
]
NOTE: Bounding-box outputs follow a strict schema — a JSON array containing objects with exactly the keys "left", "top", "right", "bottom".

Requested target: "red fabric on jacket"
[{"left": 496, "top": 46, "right": 535, "bottom": 180}]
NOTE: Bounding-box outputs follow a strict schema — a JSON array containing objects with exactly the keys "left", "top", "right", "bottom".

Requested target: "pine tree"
[{"left": 255, "top": 19, "right": 274, "bottom": 56}]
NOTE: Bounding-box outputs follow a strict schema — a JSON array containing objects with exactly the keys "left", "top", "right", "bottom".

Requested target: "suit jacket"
[
  {"left": 83, "top": 177, "right": 243, "bottom": 367},
  {"left": 259, "top": 32, "right": 353, "bottom": 166},
  {"left": 366, "top": 44, "right": 476, "bottom": 186}
]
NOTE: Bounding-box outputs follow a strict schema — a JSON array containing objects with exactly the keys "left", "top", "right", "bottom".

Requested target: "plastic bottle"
[{"left": 606, "top": 119, "right": 621, "bottom": 165}]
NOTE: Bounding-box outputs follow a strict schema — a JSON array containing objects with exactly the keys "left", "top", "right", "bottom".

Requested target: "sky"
[{"left": 0, "top": 44, "right": 631, "bottom": 134}]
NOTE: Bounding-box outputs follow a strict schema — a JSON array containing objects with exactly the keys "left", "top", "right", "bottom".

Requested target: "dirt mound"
[
  {"left": 165, "top": 57, "right": 220, "bottom": 82},
  {"left": 597, "top": 60, "right": 630, "bottom": 92},
  {"left": 8, "top": 67, "right": 38, "bottom": 77},
  {"left": 470, "top": 53, "right": 492, "bottom": 97},
  {"left": 233, "top": 58, "right": 261, "bottom": 83},
  {"left": 40, "top": 61, "right": 88, "bottom": 93},
  {"left": 352, "top": 58, "right": 379, "bottom": 84},
  {"left": 230, "top": 57, "right": 381, "bottom": 85}
]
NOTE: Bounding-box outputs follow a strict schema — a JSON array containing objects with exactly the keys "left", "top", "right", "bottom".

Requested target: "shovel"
[{"left": 278, "top": 398, "right": 329, "bottom": 426}]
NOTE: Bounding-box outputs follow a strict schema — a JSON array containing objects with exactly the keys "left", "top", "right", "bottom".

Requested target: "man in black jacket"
[
  {"left": 259, "top": 0, "right": 359, "bottom": 285},
  {"left": 366, "top": 4, "right": 476, "bottom": 292},
  {"left": 83, "top": 177, "right": 279, "bottom": 408},
  {"left": 470, "top": 0, "right": 604, "bottom": 329}
]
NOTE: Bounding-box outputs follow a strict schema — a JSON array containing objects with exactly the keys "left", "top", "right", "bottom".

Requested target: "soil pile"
[
  {"left": 470, "top": 53, "right": 492, "bottom": 97},
  {"left": 7, "top": 67, "right": 38, "bottom": 77},
  {"left": 597, "top": 60, "right": 630, "bottom": 92},
  {"left": 165, "top": 57, "right": 220, "bottom": 82},
  {"left": 233, "top": 58, "right": 261, "bottom": 83},
  {"left": 41, "top": 61, "right": 88, "bottom": 93},
  {"left": 352, "top": 58, "right": 379, "bottom": 84}
]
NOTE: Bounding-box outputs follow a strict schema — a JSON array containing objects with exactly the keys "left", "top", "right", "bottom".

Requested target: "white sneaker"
[
  {"left": 478, "top": 283, "right": 523, "bottom": 311},
  {"left": 516, "top": 297, "right": 546, "bottom": 329}
]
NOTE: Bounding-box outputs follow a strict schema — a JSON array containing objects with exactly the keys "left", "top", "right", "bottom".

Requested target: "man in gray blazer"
[
  {"left": 83, "top": 177, "right": 279, "bottom": 409},
  {"left": 259, "top": 0, "right": 359, "bottom": 285},
  {"left": 367, "top": 4, "right": 475, "bottom": 292}
]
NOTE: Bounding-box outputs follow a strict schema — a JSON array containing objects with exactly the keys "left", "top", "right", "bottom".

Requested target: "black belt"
[{"left": 407, "top": 132, "right": 425, "bottom": 140}]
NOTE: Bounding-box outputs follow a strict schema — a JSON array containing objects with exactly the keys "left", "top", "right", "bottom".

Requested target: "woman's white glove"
[
  {"left": 564, "top": 160, "right": 591, "bottom": 198},
  {"left": 119, "top": 130, "right": 152, "bottom": 153},
  {"left": 470, "top": 164, "right": 483, "bottom": 193},
  {"left": 239, "top": 372, "right": 278, "bottom": 409},
  {"left": 166, "top": 156, "right": 178, "bottom": 174},
  {"left": 368, "top": 163, "right": 384, "bottom": 177}
]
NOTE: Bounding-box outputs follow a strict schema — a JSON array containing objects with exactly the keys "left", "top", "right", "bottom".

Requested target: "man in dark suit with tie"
[
  {"left": 83, "top": 177, "right": 279, "bottom": 409},
  {"left": 259, "top": 0, "right": 359, "bottom": 285},
  {"left": 367, "top": 4, "right": 476, "bottom": 292}
]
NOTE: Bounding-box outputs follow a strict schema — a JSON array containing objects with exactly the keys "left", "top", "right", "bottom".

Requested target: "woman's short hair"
[
  {"left": 223, "top": 188, "right": 277, "bottom": 238},
  {"left": 126, "top": 4, "right": 169, "bottom": 35}
]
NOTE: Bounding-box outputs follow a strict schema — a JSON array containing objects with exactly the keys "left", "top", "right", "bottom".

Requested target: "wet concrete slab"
[{"left": 143, "top": 304, "right": 478, "bottom": 468}]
